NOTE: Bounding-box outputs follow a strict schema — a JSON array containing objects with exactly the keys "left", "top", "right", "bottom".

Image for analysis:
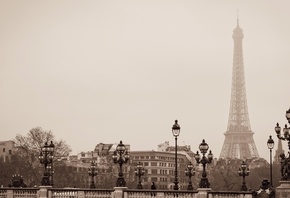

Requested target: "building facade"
[
  {"left": 130, "top": 150, "right": 191, "bottom": 190},
  {"left": 0, "top": 140, "right": 15, "bottom": 162}
]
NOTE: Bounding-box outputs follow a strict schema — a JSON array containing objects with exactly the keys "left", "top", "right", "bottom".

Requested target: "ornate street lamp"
[
  {"left": 39, "top": 141, "right": 55, "bottom": 186},
  {"left": 172, "top": 120, "right": 180, "bottom": 190},
  {"left": 112, "top": 140, "right": 130, "bottom": 187},
  {"left": 275, "top": 106, "right": 290, "bottom": 180},
  {"left": 194, "top": 139, "right": 213, "bottom": 188},
  {"left": 88, "top": 160, "right": 98, "bottom": 188},
  {"left": 238, "top": 161, "right": 250, "bottom": 191},
  {"left": 11, "top": 174, "right": 25, "bottom": 187},
  {"left": 185, "top": 162, "right": 195, "bottom": 190},
  {"left": 267, "top": 135, "right": 274, "bottom": 186},
  {"left": 134, "top": 162, "right": 145, "bottom": 189}
]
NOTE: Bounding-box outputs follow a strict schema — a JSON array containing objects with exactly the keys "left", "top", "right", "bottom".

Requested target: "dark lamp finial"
[{"left": 172, "top": 120, "right": 180, "bottom": 137}]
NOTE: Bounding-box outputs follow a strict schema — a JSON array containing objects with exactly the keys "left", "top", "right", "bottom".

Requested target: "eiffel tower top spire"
[{"left": 237, "top": 10, "right": 239, "bottom": 27}]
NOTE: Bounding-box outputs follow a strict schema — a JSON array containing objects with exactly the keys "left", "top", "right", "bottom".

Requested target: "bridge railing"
[
  {"left": 124, "top": 189, "right": 198, "bottom": 198},
  {"left": 0, "top": 187, "right": 254, "bottom": 198},
  {"left": 208, "top": 191, "right": 253, "bottom": 198},
  {"left": 50, "top": 188, "right": 113, "bottom": 198},
  {"left": 0, "top": 187, "right": 39, "bottom": 198}
]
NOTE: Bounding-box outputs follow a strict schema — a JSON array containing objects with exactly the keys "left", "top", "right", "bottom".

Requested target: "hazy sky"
[{"left": 1, "top": 0, "right": 290, "bottom": 162}]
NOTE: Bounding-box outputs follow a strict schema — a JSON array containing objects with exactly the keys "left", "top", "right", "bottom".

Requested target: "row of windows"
[
  {"left": 148, "top": 169, "right": 182, "bottom": 176},
  {"left": 146, "top": 176, "right": 187, "bottom": 184},
  {"left": 141, "top": 161, "right": 181, "bottom": 168},
  {"left": 1, "top": 148, "right": 12, "bottom": 154},
  {"left": 133, "top": 155, "right": 184, "bottom": 161}
]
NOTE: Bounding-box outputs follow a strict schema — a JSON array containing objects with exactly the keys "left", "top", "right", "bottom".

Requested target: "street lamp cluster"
[
  {"left": 185, "top": 162, "right": 195, "bottom": 190},
  {"left": 88, "top": 159, "right": 98, "bottom": 188},
  {"left": 135, "top": 162, "right": 145, "bottom": 189},
  {"left": 11, "top": 174, "right": 26, "bottom": 187},
  {"left": 238, "top": 161, "right": 250, "bottom": 191},
  {"left": 39, "top": 141, "right": 55, "bottom": 186},
  {"left": 194, "top": 139, "right": 213, "bottom": 188},
  {"left": 112, "top": 140, "right": 130, "bottom": 187},
  {"left": 275, "top": 107, "right": 290, "bottom": 180}
]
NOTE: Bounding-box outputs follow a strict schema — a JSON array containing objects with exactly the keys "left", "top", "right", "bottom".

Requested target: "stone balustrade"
[
  {"left": 208, "top": 191, "right": 253, "bottom": 198},
  {"left": 0, "top": 186, "right": 256, "bottom": 198}
]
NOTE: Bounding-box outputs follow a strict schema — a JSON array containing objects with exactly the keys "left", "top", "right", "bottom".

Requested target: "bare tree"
[
  {"left": 14, "top": 127, "right": 71, "bottom": 161},
  {"left": 12, "top": 127, "right": 72, "bottom": 186}
]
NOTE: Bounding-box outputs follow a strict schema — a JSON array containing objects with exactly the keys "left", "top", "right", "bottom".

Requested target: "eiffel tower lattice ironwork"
[{"left": 219, "top": 19, "right": 259, "bottom": 159}]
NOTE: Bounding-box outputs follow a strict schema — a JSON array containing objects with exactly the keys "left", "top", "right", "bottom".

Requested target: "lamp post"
[
  {"left": 172, "top": 120, "right": 180, "bottom": 190},
  {"left": 39, "top": 141, "right": 55, "bottom": 186},
  {"left": 88, "top": 159, "right": 98, "bottom": 188},
  {"left": 238, "top": 161, "right": 250, "bottom": 191},
  {"left": 11, "top": 174, "right": 24, "bottom": 187},
  {"left": 267, "top": 135, "right": 274, "bottom": 186},
  {"left": 275, "top": 106, "right": 290, "bottom": 180},
  {"left": 134, "top": 162, "right": 145, "bottom": 189},
  {"left": 112, "top": 140, "right": 130, "bottom": 187},
  {"left": 185, "top": 162, "right": 195, "bottom": 190},
  {"left": 194, "top": 139, "right": 213, "bottom": 188}
]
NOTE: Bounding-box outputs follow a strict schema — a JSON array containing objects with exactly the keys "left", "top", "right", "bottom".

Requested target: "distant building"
[
  {"left": 157, "top": 141, "right": 169, "bottom": 151},
  {"left": 0, "top": 140, "right": 15, "bottom": 162},
  {"left": 165, "top": 143, "right": 195, "bottom": 162},
  {"left": 64, "top": 141, "right": 196, "bottom": 189},
  {"left": 130, "top": 150, "right": 190, "bottom": 190},
  {"left": 64, "top": 142, "right": 130, "bottom": 167}
]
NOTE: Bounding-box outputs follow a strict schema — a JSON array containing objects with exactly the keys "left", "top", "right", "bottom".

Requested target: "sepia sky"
[{"left": 1, "top": 0, "right": 290, "bottom": 162}]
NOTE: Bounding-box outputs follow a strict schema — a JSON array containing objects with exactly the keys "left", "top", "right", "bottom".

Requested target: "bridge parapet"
[
  {"left": 124, "top": 189, "right": 198, "bottom": 198},
  {"left": 0, "top": 187, "right": 39, "bottom": 198},
  {"left": 208, "top": 191, "right": 253, "bottom": 198},
  {"left": 0, "top": 187, "right": 254, "bottom": 198}
]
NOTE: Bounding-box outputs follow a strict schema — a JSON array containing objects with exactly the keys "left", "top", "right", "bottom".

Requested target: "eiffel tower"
[{"left": 219, "top": 19, "right": 259, "bottom": 159}]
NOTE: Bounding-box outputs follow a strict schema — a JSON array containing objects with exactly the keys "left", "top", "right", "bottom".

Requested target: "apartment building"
[{"left": 130, "top": 150, "right": 191, "bottom": 190}]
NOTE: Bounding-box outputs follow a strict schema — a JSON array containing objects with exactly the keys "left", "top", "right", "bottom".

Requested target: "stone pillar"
[
  {"left": 7, "top": 190, "right": 13, "bottom": 198},
  {"left": 38, "top": 186, "right": 52, "bottom": 198},
  {"left": 197, "top": 188, "right": 212, "bottom": 198},
  {"left": 113, "top": 187, "right": 127, "bottom": 198},
  {"left": 276, "top": 181, "right": 290, "bottom": 198},
  {"left": 156, "top": 192, "right": 164, "bottom": 198},
  {"left": 78, "top": 191, "right": 85, "bottom": 198}
]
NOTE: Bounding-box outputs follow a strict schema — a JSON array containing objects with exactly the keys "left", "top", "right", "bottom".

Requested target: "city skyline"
[{"left": 1, "top": 1, "right": 290, "bottom": 162}]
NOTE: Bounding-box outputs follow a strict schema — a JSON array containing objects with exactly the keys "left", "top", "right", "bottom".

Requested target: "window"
[
  {"left": 151, "top": 169, "right": 158, "bottom": 174},
  {"left": 151, "top": 177, "right": 157, "bottom": 182},
  {"left": 9, "top": 150, "right": 12, "bottom": 154},
  {"left": 144, "top": 162, "right": 149, "bottom": 166},
  {"left": 151, "top": 162, "right": 157, "bottom": 166},
  {"left": 2, "top": 148, "right": 5, "bottom": 152}
]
